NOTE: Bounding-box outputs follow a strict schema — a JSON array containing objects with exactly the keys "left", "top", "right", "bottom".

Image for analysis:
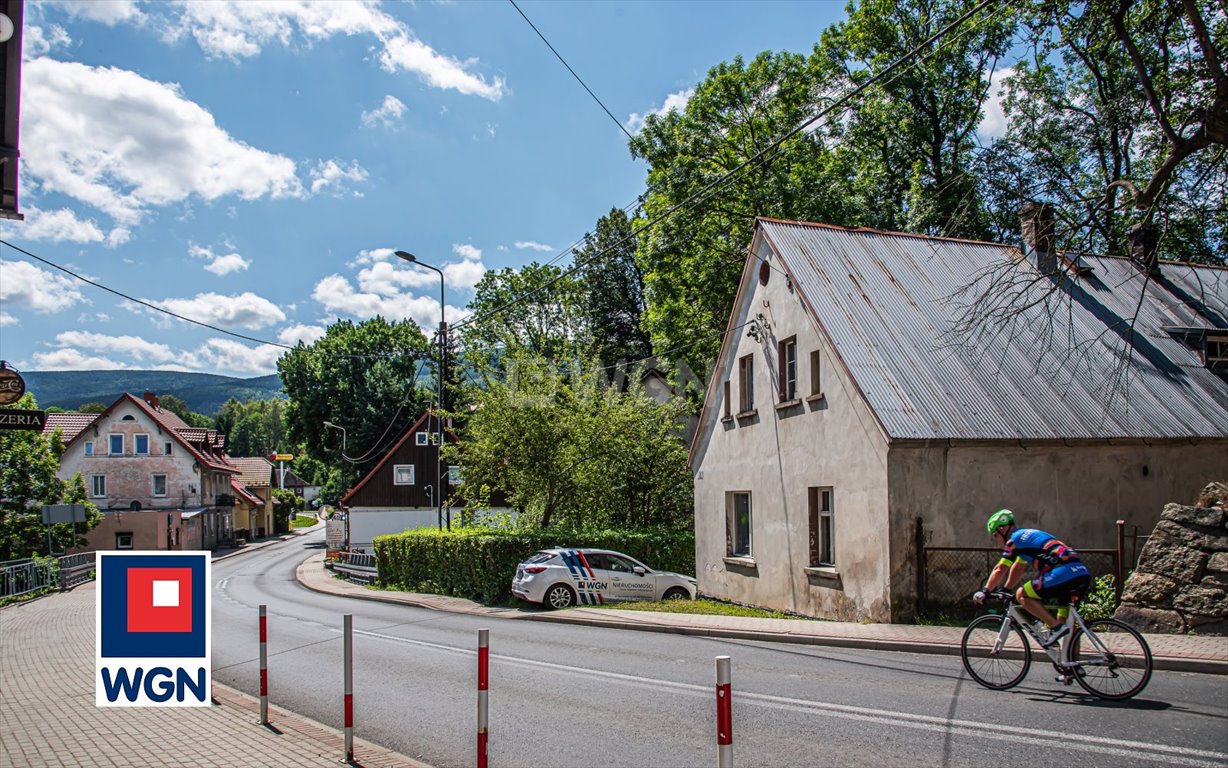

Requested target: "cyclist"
[{"left": 973, "top": 509, "right": 1092, "bottom": 647}]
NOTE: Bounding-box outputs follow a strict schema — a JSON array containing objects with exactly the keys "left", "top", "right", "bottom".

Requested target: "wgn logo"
[{"left": 95, "top": 552, "right": 211, "bottom": 707}]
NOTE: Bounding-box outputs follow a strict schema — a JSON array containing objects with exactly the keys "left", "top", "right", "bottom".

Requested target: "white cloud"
[
  {"left": 626, "top": 88, "right": 694, "bottom": 134},
  {"left": 978, "top": 67, "right": 1014, "bottom": 142},
  {"left": 22, "top": 58, "right": 304, "bottom": 225},
  {"left": 379, "top": 34, "right": 505, "bottom": 101},
  {"left": 0, "top": 313, "right": 17, "bottom": 327},
  {"left": 309, "top": 159, "right": 369, "bottom": 196},
  {"left": 452, "top": 243, "right": 481, "bottom": 260},
  {"left": 0, "top": 259, "right": 87, "bottom": 313},
  {"left": 514, "top": 240, "right": 553, "bottom": 252},
  {"left": 277, "top": 323, "right": 326, "bottom": 346},
  {"left": 361, "top": 95, "right": 407, "bottom": 128},
  {"left": 311, "top": 273, "right": 471, "bottom": 328},
  {"left": 50, "top": 330, "right": 184, "bottom": 364},
  {"left": 195, "top": 338, "right": 283, "bottom": 375},
  {"left": 442, "top": 258, "right": 485, "bottom": 290},
  {"left": 30, "top": 329, "right": 287, "bottom": 375},
  {"left": 189, "top": 244, "right": 251, "bottom": 275},
  {"left": 15, "top": 206, "right": 107, "bottom": 244},
  {"left": 22, "top": 24, "right": 73, "bottom": 57},
  {"left": 48, "top": 0, "right": 146, "bottom": 26},
  {"left": 143, "top": 291, "right": 287, "bottom": 330},
  {"left": 31, "top": 348, "right": 126, "bottom": 370}
]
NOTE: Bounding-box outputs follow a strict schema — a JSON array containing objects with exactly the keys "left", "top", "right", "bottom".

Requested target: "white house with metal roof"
[{"left": 690, "top": 211, "right": 1228, "bottom": 623}]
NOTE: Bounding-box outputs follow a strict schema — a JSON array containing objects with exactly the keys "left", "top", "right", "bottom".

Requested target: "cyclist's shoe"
[
  {"left": 1041, "top": 624, "right": 1070, "bottom": 648},
  {"left": 1054, "top": 673, "right": 1074, "bottom": 685}
]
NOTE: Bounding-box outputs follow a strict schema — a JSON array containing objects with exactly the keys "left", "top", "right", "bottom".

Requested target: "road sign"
[
  {"left": 0, "top": 365, "right": 26, "bottom": 405},
  {"left": 42, "top": 504, "right": 88, "bottom": 524},
  {"left": 273, "top": 453, "right": 294, "bottom": 461},
  {"left": 0, "top": 408, "right": 46, "bottom": 431}
]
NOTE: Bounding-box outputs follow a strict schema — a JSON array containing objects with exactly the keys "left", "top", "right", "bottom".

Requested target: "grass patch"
[
  {"left": 291, "top": 514, "right": 317, "bottom": 528},
  {"left": 588, "top": 598, "right": 807, "bottom": 620}
]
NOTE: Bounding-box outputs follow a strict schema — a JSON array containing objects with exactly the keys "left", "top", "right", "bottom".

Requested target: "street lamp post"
[
  {"left": 322, "top": 421, "right": 347, "bottom": 452},
  {"left": 394, "top": 250, "right": 446, "bottom": 531}
]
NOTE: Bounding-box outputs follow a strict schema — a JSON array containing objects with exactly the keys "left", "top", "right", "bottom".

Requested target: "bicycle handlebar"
[{"left": 973, "top": 588, "right": 1016, "bottom": 603}]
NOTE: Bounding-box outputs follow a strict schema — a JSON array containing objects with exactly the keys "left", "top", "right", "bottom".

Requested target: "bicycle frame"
[{"left": 989, "top": 600, "right": 1111, "bottom": 674}]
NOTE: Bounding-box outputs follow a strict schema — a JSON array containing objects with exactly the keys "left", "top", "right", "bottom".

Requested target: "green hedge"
[{"left": 373, "top": 527, "right": 696, "bottom": 605}]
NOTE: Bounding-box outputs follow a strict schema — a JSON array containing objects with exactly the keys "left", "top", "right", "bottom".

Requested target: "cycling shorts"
[{"left": 1022, "top": 561, "right": 1091, "bottom": 602}]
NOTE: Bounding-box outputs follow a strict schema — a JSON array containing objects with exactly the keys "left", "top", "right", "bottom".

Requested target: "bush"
[
  {"left": 374, "top": 527, "right": 695, "bottom": 605},
  {"left": 1079, "top": 573, "right": 1121, "bottom": 621}
]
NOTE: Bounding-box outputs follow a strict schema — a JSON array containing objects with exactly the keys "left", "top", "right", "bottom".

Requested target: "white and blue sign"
[{"left": 95, "top": 551, "right": 211, "bottom": 707}]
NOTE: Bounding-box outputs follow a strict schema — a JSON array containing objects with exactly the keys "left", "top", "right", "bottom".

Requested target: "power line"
[
  {"left": 508, "top": 0, "right": 635, "bottom": 142},
  {"left": 455, "top": 0, "right": 1003, "bottom": 334}
]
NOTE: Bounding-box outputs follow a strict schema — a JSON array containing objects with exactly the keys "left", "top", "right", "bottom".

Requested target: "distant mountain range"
[{"left": 21, "top": 370, "right": 285, "bottom": 416}]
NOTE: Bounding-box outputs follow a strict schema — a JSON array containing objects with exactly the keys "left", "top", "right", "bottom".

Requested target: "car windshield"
[{"left": 524, "top": 551, "right": 555, "bottom": 565}]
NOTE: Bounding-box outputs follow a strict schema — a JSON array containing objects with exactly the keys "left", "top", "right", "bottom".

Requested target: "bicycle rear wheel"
[
  {"left": 961, "top": 614, "right": 1032, "bottom": 690},
  {"left": 1070, "top": 618, "right": 1153, "bottom": 700}
]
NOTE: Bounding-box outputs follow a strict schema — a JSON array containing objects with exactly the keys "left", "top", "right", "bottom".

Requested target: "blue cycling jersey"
[{"left": 999, "top": 528, "right": 1080, "bottom": 573}]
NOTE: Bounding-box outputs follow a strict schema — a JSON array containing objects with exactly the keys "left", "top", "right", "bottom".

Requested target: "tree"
[
  {"left": 158, "top": 394, "right": 213, "bottom": 428},
  {"left": 0, "top": 393, "right": 101, "bottom": 560},
  {"left": 576, "top": 208, "right": 653, "bottom": 373},
  {"left": 214, "top": 397, "right": 288, "bottom": 457},
  {"left": 278, "top": 317, "right": 431, "bottom": 492},
  {"left": 78, "top": 402, "right": 106, "bottom": 413},
  {"left": 445, "top": 356, "right": 693, "bottom": 529}
]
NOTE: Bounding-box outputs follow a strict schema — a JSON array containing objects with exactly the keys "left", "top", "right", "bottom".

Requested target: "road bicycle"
[{"left": 960, "top": 589, "right": 1153, "bottom": 700}]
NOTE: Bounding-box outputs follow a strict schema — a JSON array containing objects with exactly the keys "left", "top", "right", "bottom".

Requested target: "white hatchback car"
[{"left": 511, "top": 548, "right": 697, "bottom": 609}]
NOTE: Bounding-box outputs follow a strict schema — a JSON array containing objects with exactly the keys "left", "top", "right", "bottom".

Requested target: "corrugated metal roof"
[{"left": 760, "top": 220, "right": 1228, "bottom": 441}]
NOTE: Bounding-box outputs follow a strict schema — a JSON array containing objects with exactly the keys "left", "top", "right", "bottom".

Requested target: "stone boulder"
[{"left": 1115, "top": 495, "right": 1228, "bottom": 635}]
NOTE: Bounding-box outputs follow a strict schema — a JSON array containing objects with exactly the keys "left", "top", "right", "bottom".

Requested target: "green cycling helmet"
[{"left": 986, "top": 508, "right": 1015, "bottom": 535}]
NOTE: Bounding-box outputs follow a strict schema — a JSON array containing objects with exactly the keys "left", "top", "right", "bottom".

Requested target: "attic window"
[
  {"left": 1206, "top": 334, "right": 1228, "bottom": 370},
  {"left": 759, "top": 262, "right": 771, "bottom": 285},
  {"left": 121, "top": 415, "right": 136, "bottom": 421},
  {"left": 415, "top": 432, "right": 431, "bottom": 446}
]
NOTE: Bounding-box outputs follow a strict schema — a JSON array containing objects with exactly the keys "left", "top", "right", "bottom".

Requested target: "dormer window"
[{"left": 1206, "top": 333, "right": 1228, "bottom": 371}]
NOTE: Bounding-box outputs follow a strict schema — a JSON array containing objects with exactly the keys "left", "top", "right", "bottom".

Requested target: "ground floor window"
[
  {"left": 727, "top": 491, "right": 752, "bottom": 557},
  {"left": 808, "top": 487, "right": 834, "bottom": 567}
]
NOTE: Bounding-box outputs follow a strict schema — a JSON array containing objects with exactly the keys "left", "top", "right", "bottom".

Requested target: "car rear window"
[{"left": 524, "top": 551, "right": 556, "bottom": 565}]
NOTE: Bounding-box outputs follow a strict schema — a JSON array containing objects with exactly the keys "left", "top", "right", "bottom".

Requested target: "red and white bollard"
[
  {"left": 343, "top": 614, "right": 354, "bottom": 763},
  {"left": 258, "top": 604, "right": 269, "bottom": 725},
  {"left": 716, "top": 655, "right": 732, "bottom": 768},
  {"left": 477, "top": 628, "right": 489, "bottom": 768}
]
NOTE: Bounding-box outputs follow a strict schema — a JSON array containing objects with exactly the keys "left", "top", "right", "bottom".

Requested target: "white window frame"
[
  {"left": 152, "top": 474, "right": 168, "bottom": 497},
  {"left": 393, "top": 464, "right": 415, "bottom": 485},
  {"left": 84, "top": 441, "right": 94, "bottom": 456},
  {"left": 108, "top": 433, "right": 124, "bottom": 455},
  {"left": 134, "top": 433, "right": 150, "bottom": 455},
  {"left": 90, "top": 475, "right": 106, "bottom": 498},
  {"left": 808, "top": 486, "right": 835, "bottom": 567},
  {"left": 415, "top": 432, "right": 430, "bottom": 446},
  {"left": 779, "top": 336, "right": 797, "bottom": 402},
  {"left": 115, "top": 532, "right": 134, "bottom": 550},
  {"left": 727, "top": 491, "right": 752, "bottom": 557}
]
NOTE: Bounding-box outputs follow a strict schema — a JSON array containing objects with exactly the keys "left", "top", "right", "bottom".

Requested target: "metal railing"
[
  {"left": 326, "top": 551, "right": 378, "bottom": 584},
  {"left": 0, "top": 552, "right": 96, "bottom": 600}
]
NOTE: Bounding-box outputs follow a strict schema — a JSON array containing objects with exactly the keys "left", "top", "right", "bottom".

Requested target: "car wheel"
[
  {"left": 662, "top": 587, "right": 691, "bottom": 601},
  {"left": 544, "top": 583, "right": 576, "bottom": 610}
]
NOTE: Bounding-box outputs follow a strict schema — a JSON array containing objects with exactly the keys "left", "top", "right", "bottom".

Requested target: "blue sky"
[{"left": 0, "top": 1, "right": 1008, "bottom": 378}]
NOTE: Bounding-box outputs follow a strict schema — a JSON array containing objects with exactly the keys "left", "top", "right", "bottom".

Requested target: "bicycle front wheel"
[
  {"left": 1070, "top": 618, "right": 1153, "bottom": 700},
  {"left": 961, "top": 614, "right": 1032, "bottom": 690}
]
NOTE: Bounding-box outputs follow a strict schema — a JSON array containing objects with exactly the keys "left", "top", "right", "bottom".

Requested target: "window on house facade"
[
  {"left": 726, "top": 491, "right": 752, "bottom": 557},
  {"left": 164, "top": 442, "right": 173, "bottom": 455},
  {"left": 84, "top": 441, "right": 94, "bottom": 456},
  {"left": 448, "top": 465, "right": 463, "bottom": 485},
  {"left": 121, "top": 415, "right": 135, "bottom": 422},
  {"left": 108, "top": 434, "right": 124, "bottom": 455},
  {"left": 115, "top": 532, "right": 133, "bottom": 549},
  {"left": 723, "top": 380, "right": 732, "bottom": 419},
  {"left": 135, "top": 434, "right": 150, "bottom": 455},
  {"left": 152, "top": 474, "right": 168, "bottom": 497},
  {"left": 738, "top": 355, "right": 754, "bottom": 413},
  {"left": 91, "top": 475, "right": 106, "bottom": 498},
  {"left": 810, "top": 350, "right": 822, "bottom": 397},
  {"left": 778, "top": 336, "right": 797, "bottom": 401},
  {"left": 415, "top": 432, "right": 430, "bottom": 446},
  {"left": 808, "top": 487, "right": 835, "bottom": 567},
  {"left": 393, "top": 465, "right": 415, "bottom": 485},
  {"left": 1206, "top": 333, "right": 1228, "bottom": 370}
]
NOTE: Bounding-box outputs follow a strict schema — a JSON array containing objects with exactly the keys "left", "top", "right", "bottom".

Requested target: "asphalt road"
[{"left": 212, "top": 530, "right": 1228, "bottom": 768}]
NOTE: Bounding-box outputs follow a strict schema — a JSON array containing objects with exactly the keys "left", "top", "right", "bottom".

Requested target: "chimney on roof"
[
  {"left": 1019, "top": 202, "right": 1056, "bottom": 274},
  {"left": 1127, "top": 222, "right": 1159, "bottom": 275},
  {"left": 142, "top": 391, "right": 159, "bottom": 409}
]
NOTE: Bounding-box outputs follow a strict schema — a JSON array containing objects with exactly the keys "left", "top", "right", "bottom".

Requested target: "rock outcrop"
[{"left": 1116, "top": 491, "right": 1228, "bottom": 635}]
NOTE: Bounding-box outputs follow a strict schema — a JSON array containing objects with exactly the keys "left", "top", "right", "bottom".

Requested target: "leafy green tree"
[
  {"left": 278, "top": 317, "right": 431, "bottom": 492},
  {"left": 78, "top": 402, "right": 106, "bottom": 413},
  {"left": 214, "top": 397, "right": 288, "bottom": 457},
  {"left": 158, "top": 394, "right": 213, "bottom": 427},
  {"left": 0, "top": 394, "right": 101, "bottom": 560},
  {"left": 576, "top": 208, "right": 653, "bottom": 373},
  {"left": 445, "top": 356, "right": 693, "bottom": 529}
]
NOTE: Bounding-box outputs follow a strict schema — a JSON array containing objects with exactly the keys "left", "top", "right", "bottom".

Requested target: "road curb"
[{"left": 292, "top": 551, "right": 1228, "bottom": 677}]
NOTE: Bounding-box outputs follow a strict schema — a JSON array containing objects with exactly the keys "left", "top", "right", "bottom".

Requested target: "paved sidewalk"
[
  {"left": 0, "top": 584, "right": 428, "bottom": 768},
  {"left": 298, "top": 552, "right": 1228, "bottom": 675}
]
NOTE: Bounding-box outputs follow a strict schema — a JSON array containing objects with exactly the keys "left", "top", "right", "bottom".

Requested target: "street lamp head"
[
  {"left": 323, "top": 421, "right": 336, "bottom": 429},
  {"left": 394, "top": 250, "right": 416, "bottom": 263}
]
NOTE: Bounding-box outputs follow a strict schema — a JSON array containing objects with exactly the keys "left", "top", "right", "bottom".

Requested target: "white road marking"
[{"left": 352, "top": 627, "right": 1226, "bottom": 768}]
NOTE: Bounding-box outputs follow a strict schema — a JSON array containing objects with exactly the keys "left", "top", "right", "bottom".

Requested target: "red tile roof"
[
  {"left": 230, "top": 478, "right": 263, "bottom": 506},
  {"left": 227, "top": 457, "right": 274, "bottom": 487},
  {"left": 41, "top": 413, "right": 98, "bottom": 443}
]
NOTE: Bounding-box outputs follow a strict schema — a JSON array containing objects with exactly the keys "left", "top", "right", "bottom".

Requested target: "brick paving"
[
  {"left": 0, "top": 585, "right": 428, "bottom": 768},
  {"left": 299, "top": 552, "right": 1228, "bottom": 675}
]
